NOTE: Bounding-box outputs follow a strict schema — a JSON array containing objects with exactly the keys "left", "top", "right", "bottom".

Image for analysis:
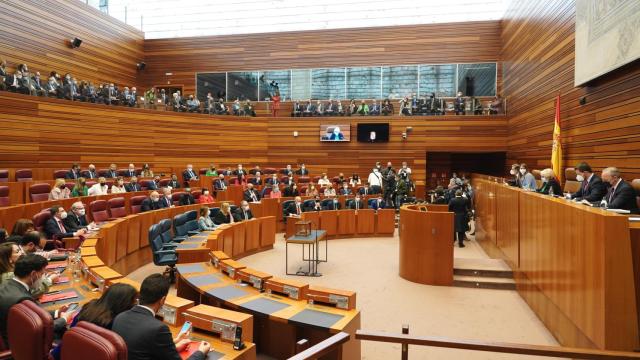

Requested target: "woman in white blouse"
[
  {"left": 49, "top": 178, "right": 71, "bottom": 200},
  {"left": 324, "top": 184, "right": 336, "bottom": 197},
  {"left": 317, "top": 173, "right": 331, "bottom": 187},
  {"left": 88, "top": 177, "right": 109, "bottom": 196},
  {"left": 110, "top": 176, "right": 127, "bottom": 194}
]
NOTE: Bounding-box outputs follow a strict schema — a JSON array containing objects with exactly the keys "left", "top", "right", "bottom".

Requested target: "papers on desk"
[
  {"left": 179, "top": 341, "right": 200, "bottom": 360},
  {"left": 629, "top": 217, "right": 640, "bottom": 222},
  {"left": 46, "top": 261, "right": 67, "bottom": 270},
  {"left": 54, "top": 276, "right": 70, "bottom": 284},
  {"left": 605, "top": 208, "right": 631, "bottom": 214},
  {"left": 40, "top": 290, "right": 78, "bottom": 303}
]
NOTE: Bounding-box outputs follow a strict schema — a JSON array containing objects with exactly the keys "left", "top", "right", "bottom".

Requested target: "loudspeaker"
[
  {"left": 70, "top": 37, "right": 82, "bottom": 48},
  {"left": 579, "top": 96, "right": 587, "bottom": 105},
  {"left": 136, "top": 62, "right": 146, "bottom": 71}
]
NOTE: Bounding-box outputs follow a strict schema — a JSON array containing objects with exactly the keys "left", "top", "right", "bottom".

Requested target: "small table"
[{"left": 285, "top": 230, "right": 327, "bottom": 277}]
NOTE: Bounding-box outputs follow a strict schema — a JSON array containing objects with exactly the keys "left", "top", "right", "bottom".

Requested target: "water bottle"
[
  {"left": 549, "top": 186, "right": 554, "bottom": 197},
  {"left": 73, "top": 249, "right": 81, "bottom": 282}
]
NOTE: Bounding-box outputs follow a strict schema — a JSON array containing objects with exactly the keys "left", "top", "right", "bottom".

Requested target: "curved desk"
[{"left": 398, "top": 204, "right": 454, "bottom": 286}]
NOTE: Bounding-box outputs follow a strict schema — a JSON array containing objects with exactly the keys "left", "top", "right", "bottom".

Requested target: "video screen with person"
[{"left": 320, "top": 124, "right": 350, "bottom": 142}]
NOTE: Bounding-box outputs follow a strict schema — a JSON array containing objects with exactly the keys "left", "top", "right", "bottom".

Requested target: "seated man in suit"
[
  {"left": 302, "top": 100, "right": 315, "bottom": 117},
  {"left": 566, "top": 162, "right": 607, "bottom": 203},
  {"left": 339, "top": 182, "right": 352, "bottom": 195},
  {"left": 45, "top": 75, "right": 60, "bottom": 97},
  {"left": 249, "top": 165, "right": 261, "bottom": 175},
  {"left": 601, "top": 167, "right": 638, "bottom": 212},
  {"left": 112, "top": 274, "right": 211, "bottom": 360},
  {"left": 125, "top": 176, "right": 142, "bottom": 192},
  {"left": 369, "top": 100, "right": 381, "bottom": 115},
  {"left": 44, "top": 206, "right": 86, "bottom": 240},
  {"left": 183, "top": 164, "right": 198, "bottom": 184},
  {"left": 348, "top": 195, "right": 365, "bottom": 210},
  {"left": 286, "top": 196, "right": 305, "bottom": 217},
  {"left": 314, "top": 100, "right": 325, "bottom": 116},
  {"left": 179, "top": 188, "right": 196, "bottom": 206},
  {"left": 64, "top": 201, "right": 92, "bottom": 231},
  {"left": 370, "top": 197, "right": 386, "bottom": 210},
  {"left": 291, "top": 101, "right": 303, "bottom": 117},
  {"left": 147, "top": 175, "right": 162, "bottom": 190},
  {"left": 82, "top": 164, "right": 98, "bottom": 179},
  {"left": 250, "top": 171, "right": 263, "bottom": 186},
  {"left": 167, "top": 174, "right": 181, "bottom": 189},
  {"left": 233, "top": 164, "right": 246, "bottom": 177},
  {"left": 65, "top": 163, "right": 81, "bottom": 180},
  {"left": 295, "top": 163, "right": 309, "bottom": 176},
  {"left": 280, "top": 165, "right": 293, "bottom": 175},
  {"left": 161, "top": 188, "right": 174, "bottom": 208},
  {"left": 214, "top": 174, "right": 228, "bottom": 191},
  {"left": 307, "top": 195, "right": 323, "bottom": 212},
  {"left": 186, "top": 95, "right": 201, "bottom": 113},
  {"left": 0, "top": 254, "right": 73, "bottom": 346},
  {"left": 5, "top": 71, "right": 28, "bottom": 94},
  {"left": 233, "top": 201, "right": 254, "bottom": 222},
  {"left": 243, "top": 183, "right": 261, "bottom": 202},
  {"left": 267, "top": 173, "right": 280, "bottom": 186},
  {"left": 125, "top": 163, "right": 137, "bottom": 178},
  {"left": 107, "top": 163, "right": 119, "bottom": 178},
  {"left": 141, "top": 191, "right": 165, "bottom": 212},
  {"left": 359, "top": 183, "right": 373, "bottom": 196}
]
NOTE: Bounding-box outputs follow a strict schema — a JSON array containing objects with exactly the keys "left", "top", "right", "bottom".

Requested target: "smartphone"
[
  {"left": 233, "top": 325, "right": 244, "bottom": 350},
  {"left": 57, "top": 267, "right": 67, "bottom": 274},
  {"left": 179, "top": 321, "right": 192, "bottom": 336}
]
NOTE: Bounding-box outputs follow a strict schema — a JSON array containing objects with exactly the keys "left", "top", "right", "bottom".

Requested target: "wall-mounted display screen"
[
  {"left": 320, "top": 124, "right": 350, "bottom": 142},
  {"left": 357, "top": 123, "right": 389, "bottom": 143}
]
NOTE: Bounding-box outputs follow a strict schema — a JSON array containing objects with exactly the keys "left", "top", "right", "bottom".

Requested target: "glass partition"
[
  {"left": 196, "top": 72, "right": 226, "bottom": 102},
  {"left": 382, "top": 65, "right": 418, "bottom": 99},
  {"left": 457, "top": 63, "right": 497, "bottom": 97},
  {"left": 419, "top": 64, "right": 456, "bottom": 97},
  {"left": 291, "top": 69, "right": 311, "bottom": 100},
  {"left": 346, "top": 66, "right": 381, "bottom": 100},
  {"left": 258, "top": 70, "right": 291, "bottom": 101},
  {"left": 311, "top": 68, "right": 346, "bottom": 100},
  {"left": 227, "top": 71, "right": 259, "bottom": 101}
]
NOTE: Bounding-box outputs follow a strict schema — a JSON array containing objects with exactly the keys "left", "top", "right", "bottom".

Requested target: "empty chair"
[
  {"left": 0, "top": 170, "right": 8, "bottom": 182},
  {"left": 53, "top": 169, "right": 68, "bottom": 179},
  {"left": 108, "top": 197, "right": 127, "bottom": 218},
  {"left": 209, "top": 207, "right": 221, "bottom": 221},
  {"left": 263, "top": 168, "right": 277, "bottom": 175},
  {"left": 159, "top": 218, "right": 187, "bottom": 245},
  {"left": 279, "top": 176, "right": 289, "bottom": 183},
  {"left": 15, "top": 169, "right": 33, "bottom": 182},
  {"left": 97, "top": 169, "right": 110, "bottom": 177},
  {"left": 90, "top": 200, "right": 110, "bottom": 222},
  {"left": 141, "top": 180, "right": 155, "bottom": 190},
  {"left": 262, "top": 187, "right": 273, "bottom": 198},
  {"left": 321, "top": 198, "right": 340, "bottom": 210},
  {"left": 7, "top": 300, "right": 54, "bottom": 360},
  {"left": 61, "top": 321, "right": 127, "bottom": 360},
  {"left": 158, "top": 178, "right": 170, "bottom": 187},
  {"left": 0, "top": 186, "right": 9, "bottom": 207},
  {"left": 171, "top": 192, "right": 185, "bottom": 206},
  {"left": 149, "top": 222, "right": 178, "bottom": 281},
  {"left": 130, "top": 195, "right": 147, "bottom": 214},
  {"left": 303, "top": 199, "right": 316, "bottom": 210},
  {"left": 563, "top": 167, "right": 580, "bottom": 193},
  {"left": 312, "top": 176, "right": 321, "bottom": 183},
  {"left": 345, "top": 199, "right": 354, "bottom": 208},
  {"left": 29, "top": 183, "right": 52, "bottom": 202},
  {"left": 191, "top": 190, "right": 202, "bottom": 201},
  {"left": 173, "top": 210, "right": 200, "bottom": 238},
  {"left": 297, "top": 176, "right": 311, "bottom": 183}
]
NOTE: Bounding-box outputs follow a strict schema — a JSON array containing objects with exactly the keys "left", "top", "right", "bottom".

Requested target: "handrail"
[
  {"left": 287, "top": 332, "right": 350, "bottom": 360},
  {"left": 356, "top": 330, "right": 640, "bottom": 359}
]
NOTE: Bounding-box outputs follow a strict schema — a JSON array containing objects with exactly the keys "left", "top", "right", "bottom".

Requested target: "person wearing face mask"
[
  {"left": 125, "top": 163, "right": 137, "bottom": 178},
  {"left": 168, "top": 174, "right": 181, "bottom": 189},
  {"left": 286, "top": 196, "right": 305, "bottom": 217},
  {"left": 66, "top": 163, "right": 81, "bottom": 180},
  {"left": 233, "top": 201, "right": 254, "bottom": 222},
  {"left": 367, "top": 168, "right": 383, "bottom": 194},
  {"left": 295, "top": 164, "right": 309, "bottom": 176},
  {"left": 125, "top": 176, "right": 142, "bottom": 192},
  {"left": 317, "top": 173, "right": 331, "bottom": 187},
  {"left": 269, "top": 184, "right": 282, "bottom": 199},
  {"left": 107, "top": 164, "right": 119, "bottom": 178},
  {"left": 348, "top": 195, "right": 365, "bottom": 210},
  {"left": 349, "top": 173, "right": 361, "bottom": 187},
  {"left": 214, "top": 174, "right": 228, "bottom": 191},
  {"left": 183, "top": 164, "right": 198, "bottom": 184},
  {"left": 305, "top": 184, "right": 319, "bottom": 197},
  {"left": 507, "top": 164, "right": 521, "bottom": 187},
  {"left": 71, "top": 177, "right": 89, "bottom": 197},
  {"left": 518, "top": 164, "right": 537, "bottom": 191},
  {"left": 339, "top": 182, "right": 352, "bottom": 195},
  {"left": 64, "top": 201, "right": 91, "bottom": 232},
  {"left": 198, "top": 207, "right": 217, "bottom": 231},
  {"left": 141, "top": 191, "right": 164, "bottom": 212},
  {"left": 161, "top": 188, "right": 174, "bottom": 208},
  {"left": 198, "top": 189, "right": 215, "bottom": 204},
  {"left": 1, "top": 241, "right": 58, "bottom": 298},
  {"left": 179, "top": 188, "right": 196, "bottom": 206},
  {"left": 88, "top": 177, "right": 109, "bottom": 196},
  {"left": 140, "top": 163, "right": 154, "bottom": 178},
  {"left": 49, "top": 178, "right": 71, "bottom": 200},
  {"left": 267, "top": 174, "right": 280, "bottom": 187},
  {"left": 536, "top": 168, "right": 562, "bottom": 196},
  {"left": 83, "top": 164, "right": 98, "bottom": 179},
  {"left": 0, "top": 254, "right": 73, "bottom": 346},
  {"left": 600, "top": 167, "right": 638, "bottom": 211},
  {"left": 111, "top": 176, "right": 127, "bottom": 194},
  {"left": 398, "top": 162, "right": 412, "bottom": 179},
  {"left": 565, "top": 162, "right": 607, "bottom": 203},
  {"left": 243, "top": 183, "right": 261, "bottom": 202}
]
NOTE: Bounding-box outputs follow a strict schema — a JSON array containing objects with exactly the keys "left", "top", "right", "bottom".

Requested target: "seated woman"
[
  {"left": 198, "top": 189, "right": 215, "bottom": 204},
  {"left": 537, "top": 168, "right": 562, "bottom": 196},
  {"left": 269, "top": 184, "right": 282, "bottom": 199},
  {"left": 140, "top": 163, "right": 154, "bottom": 178},
  {"left": 317, "top": 173, "right": 331, "bottom": 187},
  {"left": 306, "top": 184, "right": 319, "bottom": 197},
  {"left": 0, "top": 241, "right": 57, "bottom": 297},
  {"left": 214, "top": 202, "right": 234, "bottom": 224},
  {"left": 205, "top": 164, "right": 218, "bottom": 177},
  {"left": 51, "top": 283, "right": 138, "bottom": 360},
  {"left": 381, "top": 99, "right": 394, "bottom": 115},
  {"left": 349, "top": 173, "right": 362, "bottom": 187},
  {"left": 283, "top": 184, "right": 299, "bottom": 197},
  {"left": 49, "top": 178, "right": 71, "bottom": 200},
  {"left": 518, "top": 164, "right": 537, "bottom": 191},
  {"left": 324, "top": 184, "right": 337, "bottom": 197},
  {"left": 110, "top": 176, "right": 127, "bottom": 194},
  {"left": 198, "top": 207, "right": 217, "bottom": 231},
  {"left": 71, "top": 177, "right": 88, "bottom": 197}
]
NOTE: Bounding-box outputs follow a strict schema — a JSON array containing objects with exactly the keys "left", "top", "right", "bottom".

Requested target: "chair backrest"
[
  {"left": 148, "top": 223, "right": 165, "bottom": 254},
  {"left": 345, "top": 199, "right": 354, "bottom": 208},
  {"left": 563, "top": 167, "right": 581, "bottom": 193},
  {"left": 33, "top": 210, "right": 52, "bottom": 233},
  {"left": 303, "top": 199, "right": 316, "bottom": 209},
  {"left": 312, "top": 176, "right": 321, "bottom": 183},
  {"left": 108, "top": 197, "right": 127, "bottom": 218},
  {"left": 281, "top": 200, "right": 294, "bottom": 218},
  {"left": 97, "top": 169, "right": 110, "bottom": 177},
  {"left": 184, "top": 210, "right": 199, "bottom": 233},
  {"left": 0, "top": 170, "right": 8, "bottom": 182},
  {"left": 141, "top": 180, "right": 154, "bottom": 190},
  {"left": 631, "top": 179, "right": 640, "bottom": 210},
  {"left": 53, "top": 169, "right": 68, "bottom": 179},
  {"left": 191, "top": 190, "right": 202, "bottom": 200},
  {"left": 130, "top": 196, "right": 148, "bottom": 214},
  {"left": 90, "top": 200, "right": 109, "bottom": 222},
  {"left": 209, "top": 207, "right": 220, "bottom": 221},
  {"left": 321, "top": 199, "right": 334, "bottom": 208},
  {"left": 263, "top": 167, "right": 277, "bottom": 174},
  {"left": 173, "top": 213, "right": 189, "bottom": 237},
  {"left": 298, "top": 176, "right": 310, "bottom": 183},
  {"left": 159, "top": 218, "right": 175, "bottom": 245},
  {"left": 0, "top": 186, "right": 9, "bottom": 206},
  {"left": 279, "top": 176, "right": 289, "bottom": 183},
  {"left": 62, "top": 321, "right": 127, "bottom": 360},
  {"left": 262, "top": 187, "right": 273, "bottom": 197},
  {"left": 8, "top": 300, "right": 53, "bottom": 360},
  {"left": 158, "top": 178, "right": 170, "bottom": 187},
  {"left": 29, "top": 183, "right": 52, "bottom": 202},
  {"left": 199, "top": 168, "right": 208, "bottom": 175},
  {"left": 172, "top": 192, "right": 185, "bottom": 206},
  {"left": 531, "top": 169, "right": 541, "bottom": 180},
  {"left": 15, "top": 169, "right": 33, "bottom": 182}
]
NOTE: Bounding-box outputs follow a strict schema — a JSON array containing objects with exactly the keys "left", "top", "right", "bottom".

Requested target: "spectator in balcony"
[
  {"left": 454, "top": 91, "right": 466, "bottom": 115},
  {"left": 158, "top": 88, "right": 169, "bottom": 108},
  {"left": 187, "top": 95, "right": 201, "bottom": 113},
  {"left": 31, "top": 72, "right": 45, "bottom": 96},
  {"left": 399, "top": 97, "right": 411, "bottom": 115},
  {"left": 45, "top": 74, "right": 60, "bottom": 97},
  {"left": 129, "top": 87, "right": 138, "bottom": 107},
  {"left": 105, "top": 83, "right": 119, "bottom": 105},
  {"left": 243, "top": 100, "right": 256, "bottom": 117},
  {"left": 83, "top": 81, "right": 98, "bottom": 103},
  {"left": 172, "top": 91, "right": 186, "bottom": 112},
  {"left": 314, "top": 100, "right": 324, "bottom": 116},
  {"left": 110, "top": 177, "right": 127, "bottom": 194},
  {"left": 216, "top": 97, "right": 229, "bottom": 115},
  {"left": 144, "top": 88, "right": 156, "bottom": 107},
  {"left": 290, "top": 100, "right": 302, "bottom": 117},
  {"left": 347, "top": 99, "right": 357, "bottom": 116},
  {"left": 303, "top": 99, "right": 315, "bottom": 117},
  {"left": 5, "top": 70, "right": 28, "bottom": 94},
  {"left": 369, "top": 100, "right": 380, "bottom": 115},
  {"left": 49, "top": 179, "right": 71, "bottom": 201},
  {"left": 324, "top": 99, "right": 335, "bottom": 116},
  {"left": 71, "top": 177, "right": 88, "bottom": 197},
  {"left": 271, "top": 90, "right": 281, "bottom": 117},
  {"left": 0, "top": 59, "right": 6, "bottom": 91},
  {"left": 356, "top": 100, "right": 369, "bottom": 116},
  {"left": 232, "top": 99, "right": 242, "bottom": 115}
]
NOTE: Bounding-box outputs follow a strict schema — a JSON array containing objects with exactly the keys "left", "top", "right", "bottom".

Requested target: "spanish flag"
[{"left": 551, "top": 94, "right": 563, "bottom": 183}]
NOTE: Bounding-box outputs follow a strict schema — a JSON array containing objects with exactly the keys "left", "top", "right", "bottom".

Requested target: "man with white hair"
[
  {"left": 161, "top": 187, "right": 174, "bottom": 208},
  {"left": 600, "top": 167, "right": 638, "bottom": 211},
  {"left": 63, "top": 201, "right": 90, "bottom": 231}
]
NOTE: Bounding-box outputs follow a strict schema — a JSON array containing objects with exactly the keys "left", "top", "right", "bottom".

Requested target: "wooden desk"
[
  {"left": 472, "top": 174, "right": 640, "bottom": 351},
  {"left": 376, "top": 209, "right": 396, "bottom": 234},
  {"left": 356, "top": 209, "right": 375, "bottom": 234},
  {"left": 399, "top": 205, "right": 454, "bottom": 285},
  {"left": 337, "top": 210, "right": 356, "bottom": 235}
]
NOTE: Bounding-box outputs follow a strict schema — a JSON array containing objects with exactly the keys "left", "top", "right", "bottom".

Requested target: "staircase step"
[
  {"left": 453, "top": 258, "right": 513, "bottom": 278},
  {"left": 452, "top": 275, "right": 516, "bottom": 290}
]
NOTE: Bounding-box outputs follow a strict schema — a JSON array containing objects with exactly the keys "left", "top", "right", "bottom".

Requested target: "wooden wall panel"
[
  {"left": 0, "top": 0, "right": 143, "bottom": 88},
  {"left": 141, "top": 21, "right": 502, "bottom": 96},
  {"left": 502, "top": 0, "right": 640, "bottom": 179},
  {"left": 0, "top": 92, "right": 507, "bottom": 184}
]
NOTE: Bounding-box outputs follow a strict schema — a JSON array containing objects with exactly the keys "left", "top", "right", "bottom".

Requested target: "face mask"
[
  {"left": 510, "top": 169, "right": 516, "bottom": 175},
  {"left": 203, "top": 192, "right": 209, "bottom": 196},
  {"left": 152, "top": 197, "right": 159, "bottom": 202},
  {"left": 576, "top": 174, "right": 584, "bottom": 182},
  {"left": 31, "top": 273, "right": 46, "bottom": 291},
  {"left": 243, "top": 206, "right": 250, "bottom": 211},
  {"left": 100, "top": 182, "right": 106, "bottom": 186},
  {"left": 519, "top": 169, "right": 526, "bottom": 175},
  {"left": 77, "top": 209, "right": 86, "bottom": 216},
  {"left": 60, "top": 211, "right": 68, "bottom": 219},
  {"left": 118, "top": 181, "right": 124, "bottom": 186},
  {"left": 542, "top": 177, "right": 548, "bottom": 183}
]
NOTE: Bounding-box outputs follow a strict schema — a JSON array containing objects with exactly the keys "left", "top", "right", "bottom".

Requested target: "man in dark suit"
[
  {"left": 348, "top": 195, "right": 365, "bottom": 210},
  {"left": 126, "top": 177, "right": 142, "bottom": 192},
  {"left": 65, "top": 163, "right": 81, "bottom": 180},
  {"left": 359, "top": 183, "right": 372, "bottom": 196},
  {"left": 568, "top": 162, "right": 607, "bottom": 202},
  {"left": 82, "top": 164, "right": 98, "bottom": 179},
  {"left": 112, "top": 274, "right": 210, "bottom": 360},
  {"left": 31, "top": 72, "right": 45, "bottom": 96},
  {"left": 64, "top": 201, "right": 90, "bottom": 232},
  {"left": 249, "top": 166, "right": 261, "bottom": 175},
  {"left": 243, "top": 183, "right": 261, "bottom": 202},
  {"left": 5, "top": 71, "right": 27, "bottom": 94},
  {"left": 339, "top": 183, "right": 352, "bottom": 195},
  {"left": 45, "top": 76, "right": 60, "bottom": 97},
  {"left": 141, "top": 192, "right": 164, "bottom": 212},
  {"left": 161, "top": 188, "right": 173, "bottom": 208},
  {"left": 369, "top": 197, "right": 386, "bottom": 211},
  {"left": 291, "top": 101, "right": 303, "bottom": 117},
  {"left": 167, "top": 174, "right": 180, "bottom": 189},
  {"left": 0, "top": 254, "right": 71, "bottom": 346},
  {"left": 601, "top": 167, "right": 638, "bottom": 212},
  {"left": 286, "top": 197, "right": 305, "bottom": 217},
  {"left": 295, "top": 164, "right": 309, "bottom": 176},
  {"left": 250, "top": 172, "right": 263, "bottom": 186},
  {"left": 107, "top": 164, "right": 119, "bottom": 178},
  {"left": 232, "top": 164, "right": 246, "bottom": 177},
  {"left": 125, "top": 164, "right": 137, "bottom": 178},
  {"left": 182, "top": 164, "right": 198, "bottom": 184},
  {"left": 267, "top": 174, "right": 279, "bottom": 186},
  {"left": 280, "top": 165, "right": 293, "bottom": 175},
  {"left": 233, "top": 201, "right": 254, "bottom": 222},
  {"left": 44, "top": 206, "right": 86, "bottom": 240},
  {"left": 214, "top": 174, "right": 228, "bottom": 191},
  {"left": 449, "top": 190, "right": 470, "bottom": 247},
  {"left": 147, "top": 175, "right": 162, "bottom": 190},
  {"left": 454, "top": 91, "right": 466, "bottom": 115},
  {"left": 179, "top": 188, "right": 196, "bottom": 206}
]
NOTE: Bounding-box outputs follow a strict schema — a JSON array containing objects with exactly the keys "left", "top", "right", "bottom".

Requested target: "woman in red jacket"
[{"left": 271, "top": 90, "right": 281, "bottom": 117}]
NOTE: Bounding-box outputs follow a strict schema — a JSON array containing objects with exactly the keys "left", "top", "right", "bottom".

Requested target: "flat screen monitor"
[
  {"left": 357, "top": 123, "right": 389, "bottom": 142},
  {"left": 320, "top": 124, "right": 350, "bottom": 142}
]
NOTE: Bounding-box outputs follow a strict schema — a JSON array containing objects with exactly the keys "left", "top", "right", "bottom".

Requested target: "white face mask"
[
  {"left": 510, "top": 169, "right": 516, "bottom": 175},
  {"left": 519, "top": 169, "right": 526, "bottom": 175},
  {"left": 542, "top": 177, "right": 548, "bottom": 183},
  {"left": 576, "top": 174, "right": 585, "bottom": 182},
  {"left": 31, "top": 273, "right": 46, "bottom": 290},
  {"left": 77, "top": 209, "right": 86, "bottom": 216},
  {"left": 60, "top": 211, "right": 68, "bottom": 219},
  {"left": 243, "top": 206, "right": 250, "bottom": 211}
]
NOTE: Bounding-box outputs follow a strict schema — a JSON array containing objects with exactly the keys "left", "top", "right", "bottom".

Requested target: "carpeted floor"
[{"left": 129, "top": 230, "right": 560, "bottom": 360}]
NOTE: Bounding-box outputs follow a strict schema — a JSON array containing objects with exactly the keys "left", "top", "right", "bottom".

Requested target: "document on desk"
[
  {"left": 606, "top": 208, "right": 631, "bottom": 214},
  {"left": 629, "top": 217, "right": 640, "bottom": 222}
]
